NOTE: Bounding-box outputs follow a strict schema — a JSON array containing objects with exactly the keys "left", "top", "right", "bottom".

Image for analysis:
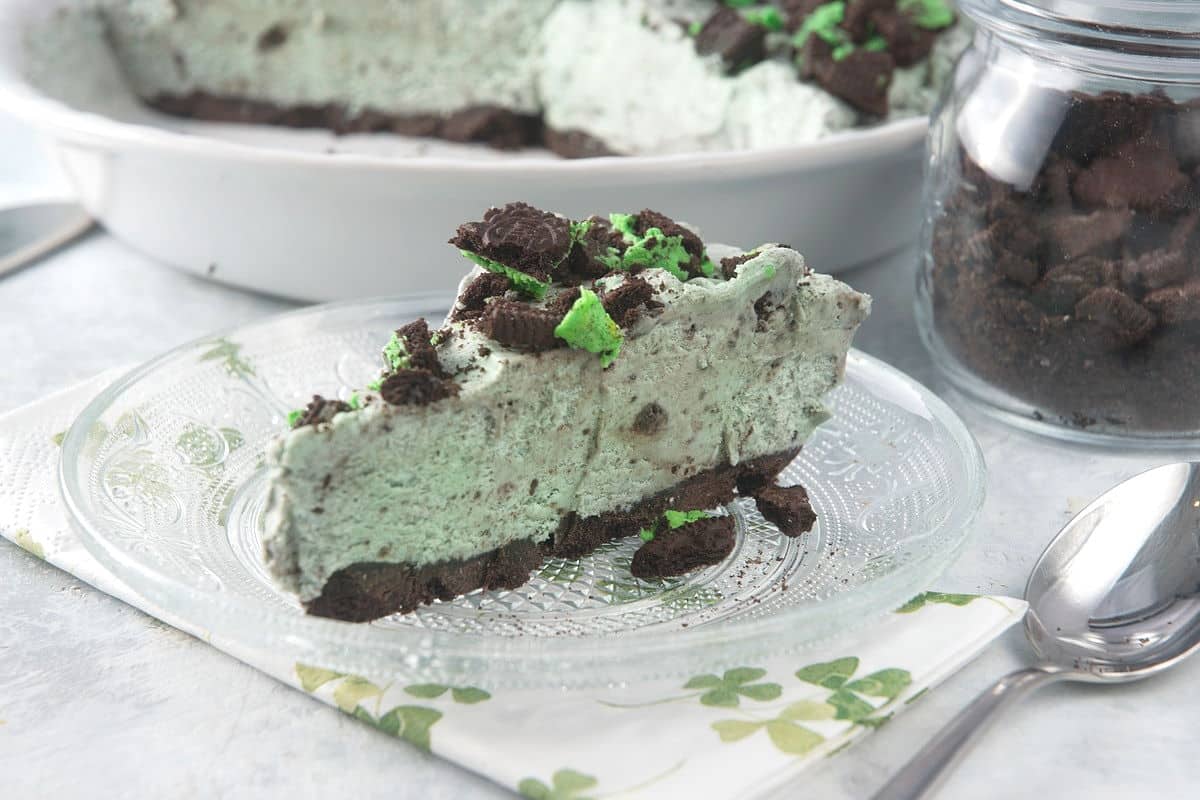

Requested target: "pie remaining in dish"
[{"left": 99, "top": 0, "right": 965, "bottom": 156}]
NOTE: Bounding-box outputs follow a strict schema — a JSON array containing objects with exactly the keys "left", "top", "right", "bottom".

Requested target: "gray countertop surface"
[{"left": 0, "top": 113, "right": 1192, "bottom": 800}]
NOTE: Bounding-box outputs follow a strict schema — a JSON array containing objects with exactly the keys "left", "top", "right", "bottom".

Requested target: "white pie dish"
[{"left": 0, "top": 0, "right": 929, "bottom": 302}]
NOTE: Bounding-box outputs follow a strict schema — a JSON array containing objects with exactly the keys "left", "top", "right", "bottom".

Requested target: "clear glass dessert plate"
[{"left": 60, "top": 297, "right": 986, "bottom": 689}]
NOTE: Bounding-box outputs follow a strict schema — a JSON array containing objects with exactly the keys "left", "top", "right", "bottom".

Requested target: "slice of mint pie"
[{"left": 262, "top": 203, "right": 870, "bottom": 621}]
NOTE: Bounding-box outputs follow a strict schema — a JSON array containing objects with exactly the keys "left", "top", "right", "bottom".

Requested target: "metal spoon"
[{"left": 874, "top": 462, "right": 1200, "bottom": 800}]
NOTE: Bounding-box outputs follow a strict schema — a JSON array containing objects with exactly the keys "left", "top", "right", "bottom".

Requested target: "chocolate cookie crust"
[{"left": 306, "top": 447, "right": 803, "bottom": 621}]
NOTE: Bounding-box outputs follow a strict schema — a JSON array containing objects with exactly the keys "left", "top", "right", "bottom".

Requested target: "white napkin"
[{"left": 0, "top": 372, "right": 1025, "bottom": 800}]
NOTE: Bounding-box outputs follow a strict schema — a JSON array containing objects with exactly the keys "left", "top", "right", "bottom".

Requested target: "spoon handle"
[{"left": 871, "top": 667, "right": 1062, "bottom": 800}]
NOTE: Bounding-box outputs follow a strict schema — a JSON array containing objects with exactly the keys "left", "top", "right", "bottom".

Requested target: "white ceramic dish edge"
[{"left": 0, "top": 0, "right": 928, "bottom": 301}]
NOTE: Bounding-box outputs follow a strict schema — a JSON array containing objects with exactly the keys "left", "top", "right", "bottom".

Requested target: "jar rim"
[{"left": 959, "top": 0, "right": 1200, "bottom": 56}]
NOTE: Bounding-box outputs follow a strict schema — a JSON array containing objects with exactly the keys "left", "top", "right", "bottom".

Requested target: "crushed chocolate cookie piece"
[
  {"left": 600, "top": 276, "right": 661, "bottom": 327},
  {"left": 754, "top": 293, "right": 778, "bottom": 330},
  {"left": 1144, "top": 281, "right": 1200, "bottom": 324},
  {"left": 563, "top": 216, "right": 627, "bottom": 279},
  {"left": 439, "top": 106, "right": 542, "bottom": 150},
  {"left": 379, "top": 369, "right": 459, "bottom": 406},
  {"left": 806, "top": 42, "right": 895, "bottom": 117},
  {"left": 1169, "top": 211, "right": 1200, "bottom": 252},
  {"left": 1030, "top": 257, "right": 1118, "bottom": 315},
  {"left": 993, "top": 295, "right": 1047, "bottom": 333},
  {"left": 1073, "top": 140, "right": 1187, "bottom": 210},
  {"left": 735, "top": 446, "right": 802, "bottom": 495},
  {"left": 478, "top": 299, "right": 564, "bottom": 352},
  {"left": 451, "top": 272, "right": 511, "bottom": 322},
  {"left": 449, "top": 203, "right": 571, "bottom": 276},
  {"left": 256, "top": 23, "right": 288, "bottom": 52},
  {"left": 753, "top": 485, "right": 817, "bottom": 537},
  {"left": 990, "top": 216, "right": 1042, "bottom": 260},
  {"left": 635, "top": 209, "right": 703, "bottom": 256},
  {"left": 630, "top": 516, "right": 736, "bottom": 579},
  {"left": 547, "top": 286, "right": 583, "bottom": 316},
  {"left": 694, "top": 7, "right": 767, "bottom": 73},
  {"left": 1074, "top": 287, "right": 1157, "bottom": 346},
  {"left": 1051, "top": 91, "right": 1167, "bottom": 162},
  {"left": 1044, "top": 209, "right": 1132, "bottom": 263},
  {"left": 631, "top": 402, "right": 668, "bottom": 436},
  {"left": 294, "top": 395, "right": 351, "bottom": 428},
  {"left": 392, "top": 318, "right": 443, "bottom": 374},
  {"left": 842, "top": 0, "right": 893, "bottom": 38},
  {"left": 870, "top": 8, "right": 936, "bottom": 66},
  {"left": 996, "top": 254, "right": 1040, "bottom": 286},
  {"left": 1033, "top": 155, "right": 1078, "bottom": 208},
  {"left": 720, "top": 252, "right": 757, "bottom": 279},
  {"left": 1120, "top": 249, "right": 1187, "bottom": 292},
  {"left": 543, "top": 128, "right": 619, "bottom": 159}
]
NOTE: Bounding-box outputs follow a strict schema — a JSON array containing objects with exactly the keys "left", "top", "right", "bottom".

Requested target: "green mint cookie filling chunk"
[
  {"left": 459, "top": 250, "right": 550, "bottom": 300},
  {"left": 664, "top": 509, "right": 710, "bottom": 529},
  {"left": 569, "top": 219, "right": 593, "bottom": 243},
  {"left": 794, "top": 2, "right": 846, "bottom": 48},
  {"left": 898, "top": 0, "right": 954, "bottom": 29},
  {"left": 864, "top": 34, "right": 888, "bottom": 52},
  {"left": 286, "top": 409, "right": 303, "bottom": 427},
  {"left": 383, "top": 332, "right": 411, "bottom": 371},
  {"left": 609, "top": 212, "right": 639, "bottom": 242},
  {"left": 741, "top": 7, "right": 784, "bottom": 31},
  {"left": 639, "top": 528, "right": 656, "bottom": 542},
  {"left": 622, "top": 227, "right": 692, "bottom": 281},
  {"left": 553, "top": 288, "right": 623, "bottom": 367}
]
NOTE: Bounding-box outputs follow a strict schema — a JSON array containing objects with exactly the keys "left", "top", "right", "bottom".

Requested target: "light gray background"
[{"left": 0, "top": 112, "right": 1191, "bottom": 799}]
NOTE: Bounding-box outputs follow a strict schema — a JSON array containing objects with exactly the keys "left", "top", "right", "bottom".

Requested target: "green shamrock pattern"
[
  {"left": 283, "top": 593, "right": 982, "bottom": 770},
  {"left": 896, "top": 592, "right": 977, "bottom": 613},
  {"left": 518, "top": 769, "right": 598, "bottom": 800},
  {"left": 707, "top": 657, "right": 913, "bottom": 754},
  {"left": 294, "top": 664, "right": 491, "bottom": 752},
  {"left": 684, "top": 667, "right": 782, "bottom": 707}
]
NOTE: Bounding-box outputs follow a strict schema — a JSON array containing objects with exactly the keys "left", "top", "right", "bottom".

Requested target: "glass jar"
[{"left": 917, "top": 0, "right": 1200, "bottom": 444}]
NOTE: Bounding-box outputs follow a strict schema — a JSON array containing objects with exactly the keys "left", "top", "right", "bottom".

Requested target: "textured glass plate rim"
[{"left": 59, "top": 295, "right": 987, "bottom": 682}]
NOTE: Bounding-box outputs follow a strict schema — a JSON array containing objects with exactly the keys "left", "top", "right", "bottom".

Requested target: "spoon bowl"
[
  {"left": 875, "top": 462, "right": 1200, "bottom": 799},
  {"left": 1025, "top": 462, "right": 1200, "bottom": 682}
]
